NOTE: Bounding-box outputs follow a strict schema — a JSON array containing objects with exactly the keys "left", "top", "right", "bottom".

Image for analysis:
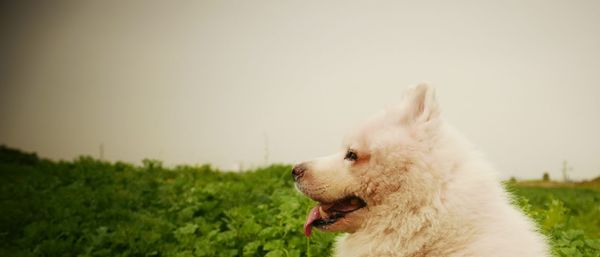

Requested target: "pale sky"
[{"left": 1, "top": 1, "right": 599, "bottom": 180}]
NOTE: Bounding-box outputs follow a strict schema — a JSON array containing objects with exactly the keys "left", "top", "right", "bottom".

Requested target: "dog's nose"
[{"left": 291, "top": 163, "right": 307, "bottom": 180}]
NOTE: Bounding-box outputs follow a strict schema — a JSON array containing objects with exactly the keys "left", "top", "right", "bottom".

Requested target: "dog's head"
[{"left": 294, "top": 84, "right": 444, "bottom": 237}]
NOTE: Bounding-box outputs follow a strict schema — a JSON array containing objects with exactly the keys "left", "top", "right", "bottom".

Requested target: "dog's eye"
[{"left": 344, "top": 150, "right": 358, "bottom": 161}]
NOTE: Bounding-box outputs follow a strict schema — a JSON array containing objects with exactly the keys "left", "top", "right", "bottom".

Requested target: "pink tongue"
[{"left": 303, "top": 206, "right": 321, "bottom": 237}]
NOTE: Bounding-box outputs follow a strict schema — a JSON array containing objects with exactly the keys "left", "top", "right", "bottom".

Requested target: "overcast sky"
[{"left": 1, "top": 0, "right": 599, "bottom": 179}]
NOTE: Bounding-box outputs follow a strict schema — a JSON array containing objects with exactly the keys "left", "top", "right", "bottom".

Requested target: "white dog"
[{"left": 293, "top": 84, "right": 549, "bottom": 257}]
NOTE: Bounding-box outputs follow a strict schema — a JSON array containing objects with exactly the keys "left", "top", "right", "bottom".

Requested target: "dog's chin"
[
  {"left": 300, "top": 189, "right": 369, "bottom": 237},
  {"left": 314, "top": 208, "right": 366, "bottom": 233}
]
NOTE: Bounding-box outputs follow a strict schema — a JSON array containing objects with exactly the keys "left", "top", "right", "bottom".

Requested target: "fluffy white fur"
[{"left": 295, "top": 84, "right": 549, "bottom": 257}]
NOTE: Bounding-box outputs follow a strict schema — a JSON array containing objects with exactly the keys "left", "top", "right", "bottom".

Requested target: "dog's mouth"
[{"left": 303, "top": 196, "right": 367, "bottom": 237}]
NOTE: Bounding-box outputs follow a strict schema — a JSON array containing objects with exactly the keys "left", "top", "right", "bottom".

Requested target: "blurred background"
[{"left": 1, "top": 0, "right": 599, "bottom": 180}]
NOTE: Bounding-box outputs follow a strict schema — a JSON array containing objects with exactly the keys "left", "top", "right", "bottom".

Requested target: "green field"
[{"left": 0, "top": 146, "right": 599, "bottom": 257}]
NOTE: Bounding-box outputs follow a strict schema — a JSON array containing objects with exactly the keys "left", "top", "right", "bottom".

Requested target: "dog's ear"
[{"left": 401, "top": 83, "right": 439, "bottom": 124}]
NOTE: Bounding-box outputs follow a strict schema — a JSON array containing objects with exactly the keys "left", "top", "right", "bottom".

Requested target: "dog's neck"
[
  {"left": 335, "top": 189, "right": 474, "bottom": 257},
  {"left": 334, "top": 170, "right": 500, "bottom": 257}
]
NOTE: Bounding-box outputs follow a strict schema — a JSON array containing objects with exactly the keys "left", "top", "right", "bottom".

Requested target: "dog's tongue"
[
  {"left": 303, "top": 200, "right": 359, "bottom": 237},
  {"left": 304, "top": 206, "right": 321, "bottom": 237}
]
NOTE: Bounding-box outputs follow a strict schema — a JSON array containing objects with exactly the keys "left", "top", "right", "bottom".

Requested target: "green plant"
[{"left": 0, "top": 147, "right": 598, "bottom": 257}]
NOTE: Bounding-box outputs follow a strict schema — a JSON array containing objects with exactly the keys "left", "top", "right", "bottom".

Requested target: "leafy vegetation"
[
  {"left": 510, "top": 185, "right": 600, "bottom": 257},
  {"left": 0, "top": 146, "right": 598, "bottom": 256}
]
